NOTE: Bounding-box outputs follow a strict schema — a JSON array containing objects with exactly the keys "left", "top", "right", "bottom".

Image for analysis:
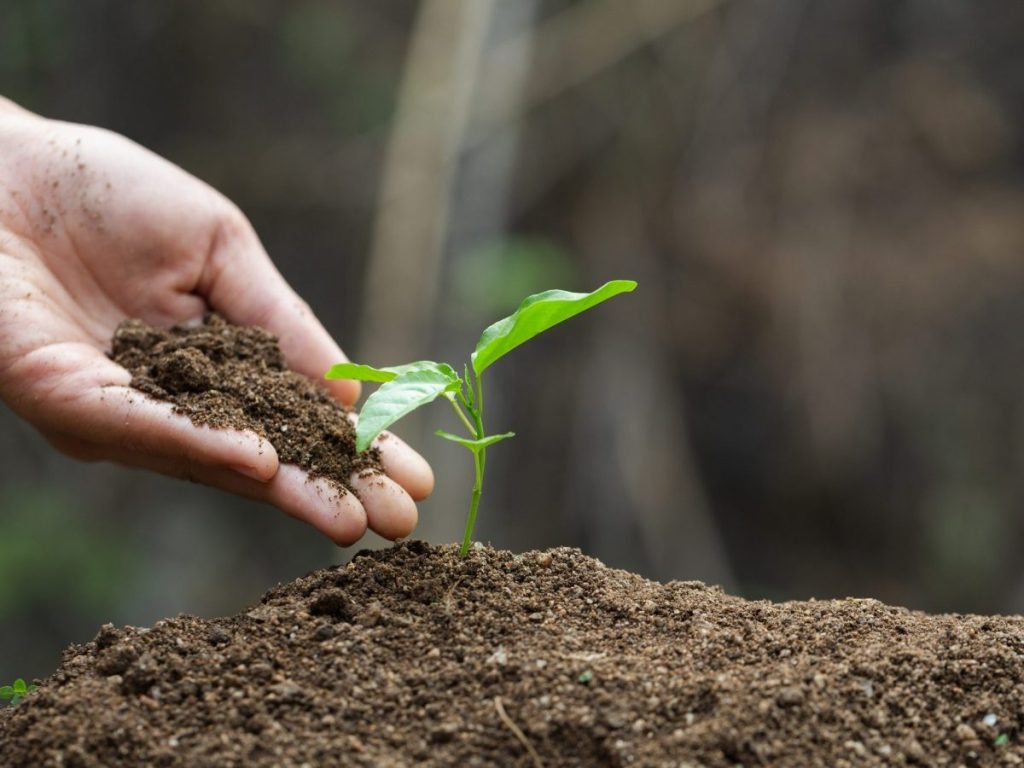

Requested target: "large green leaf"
[
  {"left": 355, "top": 365, "right": 461, "bottom": 452},
  {"left": 471, "top": 280, "right": 637, "bottom": 374},
  {"left": 435, "top": 430, "right": 515, "bottom": 451},
  {"left": 325, "top": 360, "right": 443, "bottom": 383}
]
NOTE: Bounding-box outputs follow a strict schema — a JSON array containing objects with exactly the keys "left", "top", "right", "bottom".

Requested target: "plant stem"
[
  {"left": 474, "top": 373, "right": 486, "bottom": 476},
  {"left": 459, "top": 373, "right": 487, "bottom": 556},
  {"left": 448, "top": 396, "right": 476, "bottom": 436},
  {"left": 460, "top": 447, "right": 484, "bottom": 556}
]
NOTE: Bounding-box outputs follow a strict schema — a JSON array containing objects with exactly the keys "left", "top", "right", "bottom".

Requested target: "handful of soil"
[
  {"left": 109, "top": 314, "right": 381, "bottom": 491},
  {"left": 4, "top": 543, "right": 1024, "bottom": 767}
]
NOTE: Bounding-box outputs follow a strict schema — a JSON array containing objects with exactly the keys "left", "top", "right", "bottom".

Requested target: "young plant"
[
  {"left": 0, "top": 679, "right": 35, "bottom": 706},
  {"left": 327, "top": 280, "right": 636, "bottom": 555}
]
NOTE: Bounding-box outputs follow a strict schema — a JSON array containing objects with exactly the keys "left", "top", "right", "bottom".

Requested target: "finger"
[
  {"left": 12, "top": 343, "right": 279, "bottom": 479},
  {"left": 255, "top": 465, "right": 368, "bottom": 546},
  {"left": 372, "top": 431, "right": 434, "bottom": 501},
  {"left": 56, "top": 440, "right": 369, "bottom": 547},
  {"left": 349, "top": 470, "right": 418, "bottom": 541},
  {"left": 344, "top": 411, "right": 434, "bottom": 501},
  {"left": 17, "top": 343, "right": 369, "bottom": 545},
  {"left": 188, "top": 464, "right": 367, "bottom": 547},
  {"left": 82, "top": 388, "right": 279, "bottom": 480},
  {"left": 199, "top": 215, "right": 360, "bottom": 405}
]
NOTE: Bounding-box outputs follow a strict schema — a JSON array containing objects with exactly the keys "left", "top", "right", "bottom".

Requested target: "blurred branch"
[
  {"left": 467, "top": 0, "right": 724, "bottom": 144},
  {"left": 358, "top": 0, "right": 495, "bottom": 363}
]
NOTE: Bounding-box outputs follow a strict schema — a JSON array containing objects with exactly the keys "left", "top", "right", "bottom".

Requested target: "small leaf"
[
  {"left": 325, "top": 360, "right": 447, "bottom": 384},
  {"left": 577, "top": 670, "right": 594, "bottom": 684},
  {"left": 0, "top": 686, "right": 13, "bottom": 700},
  {"left": 12, "top": 679, "right": 26, "bottom": 694},
  {"left": 996, "top": 734, "right": 1010, "bottom": 747},
  {"left": 471, "top": 280, "right": 637, "bottom": 374},
  {"left": 356, "top": 365, "right": 461, "bottom": 451},
  {"left": 435, "top": 430, "right": 515, "bottom": 451}
]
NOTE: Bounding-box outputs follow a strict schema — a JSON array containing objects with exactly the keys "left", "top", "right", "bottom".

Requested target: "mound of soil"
[
  {"left": 109, "top": 314, "right": 380, "bottom": 491},
  {"left": 3, "top": 543, "right": 1024, "bottom": 767}
]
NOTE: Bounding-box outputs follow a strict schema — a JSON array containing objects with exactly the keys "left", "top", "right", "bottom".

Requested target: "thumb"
[{"left": 197, "top": 214, "right": 361, "bottom": 406}]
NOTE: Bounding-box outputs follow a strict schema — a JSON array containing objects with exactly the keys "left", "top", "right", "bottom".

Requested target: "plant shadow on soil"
[{"left": 2, "top": 316, "right": 1023, "bottom": 767}]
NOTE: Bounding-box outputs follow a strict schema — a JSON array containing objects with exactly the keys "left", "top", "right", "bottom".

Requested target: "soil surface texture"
[
  {"left": 109, "top": 314, "right": 380, "bottom": 491},
  {"left": 3, "top": 543, "right": 1024, "bottom": 767}
]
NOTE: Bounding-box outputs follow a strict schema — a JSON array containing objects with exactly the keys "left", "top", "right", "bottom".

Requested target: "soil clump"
[
  {"left": 3, "top": 542, "right": 1024, "bottom": 767},
  {"left": 109, "top": 314, "right": 380, "bottom": 491}
]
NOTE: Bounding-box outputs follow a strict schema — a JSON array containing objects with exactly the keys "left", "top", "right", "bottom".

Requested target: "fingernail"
[{"left": 231, "top": 464, "right": 270, "bottom": 482}]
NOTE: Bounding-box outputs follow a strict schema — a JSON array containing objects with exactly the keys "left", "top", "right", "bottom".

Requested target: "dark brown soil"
[
  {"left": 109, "top": 314, "right": 380, "bottom": 491},
  {"left": 3, "top": 543, "right": 1024, "bottom": 767}
]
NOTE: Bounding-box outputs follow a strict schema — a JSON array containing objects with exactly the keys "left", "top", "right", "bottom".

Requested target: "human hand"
[{"left": 0, "top": 98, "right": 433, "bottom": 545}]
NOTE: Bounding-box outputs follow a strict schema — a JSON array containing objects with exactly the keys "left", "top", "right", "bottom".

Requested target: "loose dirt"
[
  {"left": 2, "top": 542, "right": 1024, "bottom": 767},
  {"left": 109, "top": 314, "right": 381, "bottom": 491}
]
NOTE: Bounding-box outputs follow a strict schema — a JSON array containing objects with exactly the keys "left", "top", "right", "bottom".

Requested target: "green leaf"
[
  {"left": 325, "top": 360, "right": 445, "bottom": 383},
  {"left": 325, "top": 362, "right": 398, "bottom": 383},
  {"left": 355, "top": 365, "right": 461, "bottom": 452},
  {"left": 996, "top": 734, "right": 1010, "bottom": 747},
  {"left": 12, "top": 679, "right": 26, "bottom": 693},
  {"left": 435, "top": 430, "right": 515, "bottom": 451},
  {"left": 471, "top": 280, "right": 637, "bottom": 374},
  {"left": 0, "top": 686, "right": 13, "bottom": 699}
]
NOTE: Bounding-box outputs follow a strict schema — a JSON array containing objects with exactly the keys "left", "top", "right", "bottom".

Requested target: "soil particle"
[
  {"left": 109, "top": 314, "right": 380, "bottom": 492},
  {"left": 4, "top": 543, "right": 1024, "bottom": 766}
]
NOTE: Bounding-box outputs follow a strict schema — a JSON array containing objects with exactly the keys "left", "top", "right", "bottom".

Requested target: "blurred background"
[{"left": 3, "top": 0, "right": 1024, "bottom": 683}]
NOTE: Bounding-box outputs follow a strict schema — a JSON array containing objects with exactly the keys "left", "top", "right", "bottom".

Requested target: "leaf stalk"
[{"left": 448, "top": 396, "right": 476, "bottom": 436}]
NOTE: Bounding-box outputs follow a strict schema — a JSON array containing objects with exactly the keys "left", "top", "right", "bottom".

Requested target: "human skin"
[{"left": 0, "top": 96, "right": 433, "bottom": 545}]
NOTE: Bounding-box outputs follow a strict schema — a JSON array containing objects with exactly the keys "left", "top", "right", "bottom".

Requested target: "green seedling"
[
  {"left": 327, "top": 280, "right": 637, "bottom": 556},
  {"left": 0, "top": 678, "right": 35, "bottom": 706}
]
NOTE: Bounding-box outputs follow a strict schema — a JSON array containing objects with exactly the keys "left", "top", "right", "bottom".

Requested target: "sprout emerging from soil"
[
  {"left": 0, "top": 679, "right": 34, "bottom": 707},
  {"left": 327, "top": 280, "right": 637, "bottom": 555}
]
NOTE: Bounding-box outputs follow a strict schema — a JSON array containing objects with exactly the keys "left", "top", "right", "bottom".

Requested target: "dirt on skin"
[
  {"left": 108, "top": 314, "right": 381, "bottom": 492},
  {"left": 3, "top": 542, "right": 1024, "bottom": 767}
]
